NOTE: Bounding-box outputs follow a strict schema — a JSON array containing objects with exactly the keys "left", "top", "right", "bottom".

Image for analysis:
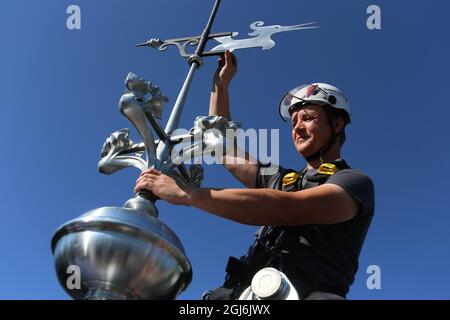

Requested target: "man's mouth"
[{"left": 297, "top": 133, "right": 310, "bottom": 143}]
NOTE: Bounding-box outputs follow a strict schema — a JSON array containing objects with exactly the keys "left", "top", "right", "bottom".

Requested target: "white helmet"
[{"left": 279, "top": 83, "right": 351, "bottom": 123}]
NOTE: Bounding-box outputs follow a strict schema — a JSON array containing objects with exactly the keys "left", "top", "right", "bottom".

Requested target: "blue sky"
[{"left": 1, "top": 0, "right": 449, "bottom": 299}]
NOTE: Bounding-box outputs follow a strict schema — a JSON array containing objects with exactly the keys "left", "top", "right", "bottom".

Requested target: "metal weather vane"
[
  {"left": 51, "top": 0, "right": 318, "bottom": 300},
  {"left": 137, "top": 21, "right": 318, "bottom": 56}
]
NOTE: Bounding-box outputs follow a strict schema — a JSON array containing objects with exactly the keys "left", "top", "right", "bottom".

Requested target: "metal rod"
[
  {"left": 136, "top": 32, "right": 233, "bottom": 48},
  {"left": 200, "top": 50, "right": 226, "bottom": 57},
  {"left": 195, "top": 0, "right": 222, "bottom": 56},
  {"left": 156, "top": 62, "right": 197, "bottom": 162},
  {"left": 177, "top": 164, "right": 191, "bottom": 182},
  {"left": 156, "top": 0, "right": 222, "bottom": 163},
  {"left": 146, "top": 113, "right": 171, "bottom": 143}
]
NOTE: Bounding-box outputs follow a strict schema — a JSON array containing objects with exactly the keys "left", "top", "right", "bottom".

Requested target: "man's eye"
[{"left": 304, "top": 115, "right": 318, "bottom": 121}]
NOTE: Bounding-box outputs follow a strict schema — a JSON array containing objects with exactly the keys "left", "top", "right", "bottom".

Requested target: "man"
[{"left": 135, "top": 51, "right": 375, "bottom": 300}]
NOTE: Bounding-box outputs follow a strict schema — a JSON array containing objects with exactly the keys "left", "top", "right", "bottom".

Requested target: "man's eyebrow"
[
  {"left": 291, "top": 108, "right": 319, "bottom": 122},
  {"left": 301, "top": 110, "right": 318, "bottom": 117}
]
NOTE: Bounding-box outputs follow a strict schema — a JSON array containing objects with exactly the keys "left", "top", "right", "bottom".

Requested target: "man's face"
[{"left": 290, "top": 104, "right": 332, "bottom": 157}]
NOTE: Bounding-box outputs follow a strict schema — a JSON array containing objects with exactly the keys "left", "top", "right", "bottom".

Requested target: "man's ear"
[{"left": 334, "top": 117, "right": 346, "bottom": 134}]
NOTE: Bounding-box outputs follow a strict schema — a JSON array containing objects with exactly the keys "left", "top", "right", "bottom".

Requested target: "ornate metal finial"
[
  {"left": 98, "top": 73, "right": 240, "bottom": 191},
  {"left": 173, "top": 116, "right": 241, "bottom": 164},
  {"left": 98, "top": 128, "right": 146, "bottom": 174},
  {"left": 124, "top": 72, "right": 168, "bottom": 119}
]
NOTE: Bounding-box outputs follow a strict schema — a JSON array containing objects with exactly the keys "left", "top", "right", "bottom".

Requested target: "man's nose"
[{"left": 293, "top": 124, "right": 306, "bottom": 134}]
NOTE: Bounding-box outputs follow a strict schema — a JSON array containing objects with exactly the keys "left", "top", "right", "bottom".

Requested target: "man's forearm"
[
  {"left": 210, "top": 83, "right": 258, "bottom": 187},
  {"left": 187, "top": 187, "right": 298, "bottom": 226},
  {"left": 209, "top": 84, "right": 231, "bottom": 120}
]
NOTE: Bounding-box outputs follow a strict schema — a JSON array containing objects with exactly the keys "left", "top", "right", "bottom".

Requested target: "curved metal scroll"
[{"left": 98, "top": 74, "right": 241, "bottom": 189}]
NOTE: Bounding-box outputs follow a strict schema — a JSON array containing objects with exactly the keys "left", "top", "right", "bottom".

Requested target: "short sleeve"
[
  {"left": 325, "top": 169, "right": 375, "bottom": 216},
  {"left": 254, "top": 162, "right": 284, "bottom": 189}
]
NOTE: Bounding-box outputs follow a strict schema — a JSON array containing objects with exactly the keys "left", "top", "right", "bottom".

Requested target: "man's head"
[
  {"left": 290, "top": 103, "right": 347, "bottom": 158},
  {"left": 279, "top": 83, "right": 350, "bottom": 161}
]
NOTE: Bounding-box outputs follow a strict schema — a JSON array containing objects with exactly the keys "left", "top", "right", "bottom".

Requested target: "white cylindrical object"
[
  {"left": 251, "top": 267, "right": 286, "bottom": 299},
  {"left": 238, "top": 267, "right": 300, "bottom": 300}
]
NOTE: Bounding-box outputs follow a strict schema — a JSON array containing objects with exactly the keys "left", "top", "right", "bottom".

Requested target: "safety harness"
[{"left": 213, "top": 159, "right": 350, "bottom": 300}]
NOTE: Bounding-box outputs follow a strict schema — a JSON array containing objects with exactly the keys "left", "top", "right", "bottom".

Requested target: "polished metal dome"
[{"left": 51, "top": 198, "right": 192, "bottom": 300}]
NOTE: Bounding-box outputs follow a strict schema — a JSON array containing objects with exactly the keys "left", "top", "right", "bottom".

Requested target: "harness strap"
[{"left": 222, "top": 159, "right": 350, "bottom": 299}]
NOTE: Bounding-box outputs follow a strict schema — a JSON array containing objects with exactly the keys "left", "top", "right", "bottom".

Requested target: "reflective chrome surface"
[
  {"left": 51, "top": 202, "right": 192, "bottom": 300},
  {"left": 51, "top": 68, "right": 241, "bottom": 300}
]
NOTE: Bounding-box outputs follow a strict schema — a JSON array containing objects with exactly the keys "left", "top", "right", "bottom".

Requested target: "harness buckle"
[
  {"left": 317, "top": 163, "right": 338, "bottom": 175},
  {"left": 282, "top": 172, "right": 300, "bottom": 186}
]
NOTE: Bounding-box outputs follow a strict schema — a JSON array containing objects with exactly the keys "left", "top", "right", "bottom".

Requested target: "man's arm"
[
  {"left": 134, "top": 169, "right": 360, "bottom": 226},
  {"left": 187, "top": 184, "right": 360, "bottom": 226},
  {"left": 210, "top": 51, "right": 259, "bottom": 188}
]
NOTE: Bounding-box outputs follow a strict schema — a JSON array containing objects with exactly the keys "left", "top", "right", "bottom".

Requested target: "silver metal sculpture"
[
  {"left": 173, "top": 116, "right": 241, "bottom": 164},
  {"left": 210, "top": 21, "right": 318, "bottom": 52},
  {"left": 51, "top": 0, "right": 319, "bottom": 300},
  {"left": 51, "top": 70, "right": 240, "bottom": 300},
  {"left": 137, "top": 32, "right": 234, "bottom": 58},
  {"left": 139, "top": 21, "right": 318, "bottom": 57}
]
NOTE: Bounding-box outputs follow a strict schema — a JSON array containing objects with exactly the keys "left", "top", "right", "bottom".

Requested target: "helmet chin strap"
[
  {"left": 302, "top": 104, "right": 346, "bottom": 165},
  {"left": 304, "top": 130, "right": 337, "bottom": 164}
]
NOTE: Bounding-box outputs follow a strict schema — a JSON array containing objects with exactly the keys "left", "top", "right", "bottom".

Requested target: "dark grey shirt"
[{"left": 254, "top": 160, "right": 375, "bottom": 296}]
